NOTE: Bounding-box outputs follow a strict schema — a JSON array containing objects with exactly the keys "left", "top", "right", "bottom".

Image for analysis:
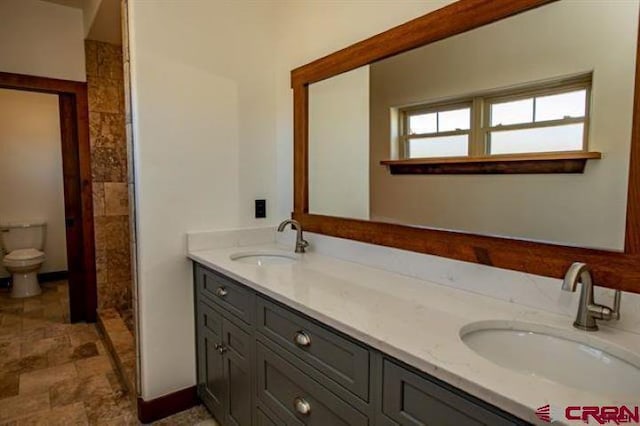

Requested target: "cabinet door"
[
  {"left": 197, "top": 302, "right": 226, "bottom": 423},
  {"left": 222, "top": 318, "right": 253, "bottom": 426}
]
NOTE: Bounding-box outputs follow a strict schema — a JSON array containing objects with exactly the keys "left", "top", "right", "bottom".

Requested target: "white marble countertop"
[{"left": 188, "top": 243, "right": 640, "bottom": 425}]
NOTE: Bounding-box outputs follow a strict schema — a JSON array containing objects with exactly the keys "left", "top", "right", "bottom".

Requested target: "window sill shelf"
[{"left": 380, "top": 151, "right": 602, "bottom": 175}]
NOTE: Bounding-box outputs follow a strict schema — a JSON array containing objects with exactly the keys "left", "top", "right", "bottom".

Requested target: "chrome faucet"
[
  {"left": 562, "top": 262, "right": 621, "bottom": 331},
  {"left": 277, "top": 219, "right": 309, "bottom": 253}
]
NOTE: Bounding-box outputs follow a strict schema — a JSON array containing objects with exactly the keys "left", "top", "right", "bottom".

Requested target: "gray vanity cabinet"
[{"left": 194, "top": 263, "right": 525, "bottom": 426}]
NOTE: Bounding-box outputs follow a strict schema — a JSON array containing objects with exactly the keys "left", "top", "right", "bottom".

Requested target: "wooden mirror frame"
[{"left": 291, "top": 0, "right": 640, "bottom": 293}]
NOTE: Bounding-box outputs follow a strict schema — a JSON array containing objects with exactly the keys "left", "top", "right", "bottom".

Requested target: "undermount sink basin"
[
  {"left": 229, "top": 250, "right": 298, "bottom": 266},
  {"left": 460, "top": 321, "right": 640, "bottom": 395}
]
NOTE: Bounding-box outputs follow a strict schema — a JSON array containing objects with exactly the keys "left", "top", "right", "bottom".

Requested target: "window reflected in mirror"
[{"left": 400, "top": 76, "right": 590, "bottom": 159}]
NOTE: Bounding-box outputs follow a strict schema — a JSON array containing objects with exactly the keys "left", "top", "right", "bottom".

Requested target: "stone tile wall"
[{"left": 85, "top": 40, "right": 132, "bottom": 313}]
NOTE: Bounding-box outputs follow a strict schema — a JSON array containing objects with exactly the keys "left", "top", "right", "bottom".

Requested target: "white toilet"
[{"left": 1, "top": 221, "right": 47, "bottom": 298}]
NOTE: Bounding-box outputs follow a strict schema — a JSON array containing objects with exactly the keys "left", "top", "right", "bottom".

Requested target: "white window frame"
[
  {"left": 400, "top": 100, "right": 473, "bottom": 158},
  {"left": 398, "top": 74, "right": 592, "bottom": 159}
]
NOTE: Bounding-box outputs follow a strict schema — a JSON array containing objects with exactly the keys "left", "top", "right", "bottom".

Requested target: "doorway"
[{"left": 0, "top": 71, "right": 97, "bottom": 323}]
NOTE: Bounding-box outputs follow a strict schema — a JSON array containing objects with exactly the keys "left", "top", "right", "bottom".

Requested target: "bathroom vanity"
[
  {"left": 189, "top": 242, "right": 640, "bottom": 426},
  {"left": 193, "top": 261, "right": 522, "bottom": 426}
]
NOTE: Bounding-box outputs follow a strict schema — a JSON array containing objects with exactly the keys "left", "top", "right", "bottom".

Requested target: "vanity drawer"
[
  {"left": 257, "top": 297, "right": 370, "bottom": 400},
  {"left": 381, "top": 359, "right": 521, "bottom": 426},
  {"left": 198, "top": 266, "right": 255, "bottom": 325},
  {"left": 256, "top": 341, "right": 369, "bottom": 426}
]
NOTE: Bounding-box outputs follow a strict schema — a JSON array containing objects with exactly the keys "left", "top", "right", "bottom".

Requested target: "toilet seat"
[{"left": 2, "top": 248, "right": 45, "bottom": 268}]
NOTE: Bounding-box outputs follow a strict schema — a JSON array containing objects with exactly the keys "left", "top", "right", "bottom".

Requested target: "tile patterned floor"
[{"left": 0, "top": 281, "right": 216, "bottom": 425}]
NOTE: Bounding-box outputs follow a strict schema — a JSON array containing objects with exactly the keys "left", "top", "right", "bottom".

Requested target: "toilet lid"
[{"left": 5, "top": 248, "right": 45, "bottom": 261}]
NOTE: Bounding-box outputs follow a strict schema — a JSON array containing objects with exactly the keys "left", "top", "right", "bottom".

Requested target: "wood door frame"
[
  {"left": 0, "top": 71, "right": 97, "bottom": 322},
  {"left": 291, "top": 0, "right": 640, "bottom": 293}
]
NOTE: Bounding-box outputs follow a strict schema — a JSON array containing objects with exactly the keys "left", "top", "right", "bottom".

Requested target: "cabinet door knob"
[
  {"left": 294, "top": 331, "right": 311, "bottom": 347},
  {"left": 215, "top": 287, "right": 228, "bottom": 297},
  {"left": 217, "top": 344, "right": 228, "bottom": 355},
  {"left": 293, "top": 396, "right": 311, "bottom": 415}
]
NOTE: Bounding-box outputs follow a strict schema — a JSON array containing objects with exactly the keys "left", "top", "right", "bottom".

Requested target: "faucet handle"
[
  {"left": 611, "top": 290, "right": 622, "bottom": 321},
  {"left": 599, "top": 289, "right": 622, "bottom": 322}
]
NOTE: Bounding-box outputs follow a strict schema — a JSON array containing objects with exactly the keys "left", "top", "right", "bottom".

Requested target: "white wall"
[
  {"left": 128, "top": 0, "right": 278, "bottom": 399},
  {"left": 127, "top": 0, "right": 459, "bottom": 400},
  {"left": 0, "top": 88, "right": 68, "bottom": 277},
  {"left": 0, "top": 0, "right": 86, "bottom": 81},
  {"left": 309, "top": 66, "right": 370, "bottom": 219},
  {"left": 368, "top": 1, "right": 638, "bottom": 251}
]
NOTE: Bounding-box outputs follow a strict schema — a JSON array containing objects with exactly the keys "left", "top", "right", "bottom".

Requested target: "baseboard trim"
[
  {"left": 40, "top": 270, "right": 69, "bottom": 282},
  {"left": 137, "top": 386, "right": 199, "bottom": 423},
  {"left": 0, "top": 270, "right": 68, "bottom": 288}
]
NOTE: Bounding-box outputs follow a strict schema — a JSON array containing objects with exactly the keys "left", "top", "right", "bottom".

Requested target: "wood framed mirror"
[{"left": 290, "top": 0, "right": 640, "bottom": 293}]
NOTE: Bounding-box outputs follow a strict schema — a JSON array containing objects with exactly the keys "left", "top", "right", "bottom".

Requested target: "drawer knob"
[
  {"left": 293, "top": 396, "right": 311, "bottom": 415},
  {"left": 215, "top": 287, "right": 228, "bottom": 297},
  {"left": 294, "top": 331, "right": 311, "bottom": 347}
]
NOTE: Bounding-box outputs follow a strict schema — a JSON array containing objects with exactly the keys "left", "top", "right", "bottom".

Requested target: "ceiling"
[
  {"left": 41, "top": 0, "right": 121, "bottom": 45},
  {"left": 86, "top": 0, "right": 121, "bottom": 45}
]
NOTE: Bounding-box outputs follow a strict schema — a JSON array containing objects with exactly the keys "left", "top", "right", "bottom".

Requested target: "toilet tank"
[{"left": 0, "top": 221, "right": 47, "bottom": 253}]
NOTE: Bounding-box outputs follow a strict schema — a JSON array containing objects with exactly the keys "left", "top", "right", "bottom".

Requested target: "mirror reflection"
[{"left": 308, "top": 0, "right": 639, "bottom": 251}]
